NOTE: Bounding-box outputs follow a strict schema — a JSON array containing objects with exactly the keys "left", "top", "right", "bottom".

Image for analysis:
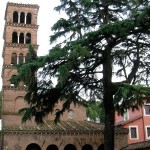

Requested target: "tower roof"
[{"left": 5, "top": 2, "right": 39, "bottom": 20}]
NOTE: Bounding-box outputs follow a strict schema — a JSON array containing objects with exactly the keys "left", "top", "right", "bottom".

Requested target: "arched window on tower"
[
  {"left": 25, "top": 53, "right": 30, "bottom": 62},
  {"left": 11, "top": 53, "right": 17, "bottom": 65},
  {"left": 12, "top": 32, "right": 18, "bottom": 43},
  {"left": 19, "top": 53, "right": 24, "bottom": 64},
  {"left": 10, "top": 75, "right": 17, "bottom": 86},
  {"left": 13, "top": 11, "right": 18, "bottom": 23},
  {"left": 19, "top": 33, "right": 24, "bottom": 44},
  {"left": 26, "top": 33, "right": 31, "bottom": 44},
  {"left": 26, "top": 12, "right": 32, "bottom": 24},
  {"left": 20, "top": 12, "right": 25, "bottom": 23}
]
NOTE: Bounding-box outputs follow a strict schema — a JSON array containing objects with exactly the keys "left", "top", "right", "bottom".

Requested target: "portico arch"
[
  {"left": 26, "top": 143, "right": 41, "bottom": 150},
  {"left": 46, "top": 144, "right": 58, "bottom": 150},
  {"left": 82, "top": 144, "right": 93, "bottom": 150},
  {"left": 64, "top": 144, "right": 76, "bottom": 150},
  {"left": 98, "top": 144, "right": 104, "bottom": 150}
]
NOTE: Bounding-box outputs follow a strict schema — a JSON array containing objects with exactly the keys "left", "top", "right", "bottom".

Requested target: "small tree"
[{"left": 13, "top": 1, "right": 150, "bottom": 150}]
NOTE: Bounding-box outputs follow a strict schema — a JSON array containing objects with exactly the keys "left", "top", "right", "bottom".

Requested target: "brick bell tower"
[{"left": 2, "top": 2, "right": 39, "bottom": 148}]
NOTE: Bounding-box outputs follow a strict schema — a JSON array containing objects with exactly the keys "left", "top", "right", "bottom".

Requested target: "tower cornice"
[
  {"left": 4, "top": 43, "right": 39, "bottom": 49},
  {"left": 5, "top": 22, "right": 39, "bottom": 29},
  {"left": 7, "top": 2, "right": 39, "bottom": 9}
]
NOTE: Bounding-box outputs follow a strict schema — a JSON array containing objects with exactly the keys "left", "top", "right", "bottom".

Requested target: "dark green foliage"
[
  {"left": 114, "top": 84, "right": 150, "bottom": 115},
  {"left": 13, "top": 1, "right": 150, "bottom": 150},
  {"left": 86, "top": 101, "right": 105, "bottom": 123}
]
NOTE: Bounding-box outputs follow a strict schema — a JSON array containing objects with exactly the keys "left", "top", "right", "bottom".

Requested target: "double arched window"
[{"left": 13, "top": 11, "right": 32, "bottom": 24}]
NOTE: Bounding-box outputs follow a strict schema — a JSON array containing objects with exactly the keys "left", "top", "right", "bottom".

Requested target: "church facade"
[{"left": 1, "top": 2, "right": 128, "bottom": 150}]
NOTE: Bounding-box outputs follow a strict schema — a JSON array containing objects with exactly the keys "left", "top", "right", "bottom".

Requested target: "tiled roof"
[
  {"left": 3, "top": 121, "right": 128, "bottom": 135},
  {"left": 116, "top": 115, "right": 142, "bottom": 126},
  {"left": 122, "top": 140, "right": 150, "bottom": 150}
]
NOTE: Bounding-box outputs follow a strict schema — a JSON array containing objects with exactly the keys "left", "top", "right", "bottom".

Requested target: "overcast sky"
[{"left": 0, "top": 0, "right": 62, "bottom": 89}]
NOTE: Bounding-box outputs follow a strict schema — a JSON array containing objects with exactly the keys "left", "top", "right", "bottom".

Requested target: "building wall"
[
  {"left": 115, "top": 100, "right": 150, "bottom": 144},
  {"left": 3, "top": 132, "right": 127, "bottom": 150}
]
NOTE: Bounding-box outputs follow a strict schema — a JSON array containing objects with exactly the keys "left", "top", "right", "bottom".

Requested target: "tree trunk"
[
  {"left": 104, "top": 93, "right": 114, "bottom": 150},
  {"left": 103, "top": 47, "right": 114, "bottom": 150}
]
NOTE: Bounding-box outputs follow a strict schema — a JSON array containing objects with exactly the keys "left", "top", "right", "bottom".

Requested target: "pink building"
[{"left": 115, "top": 98, "right": 150, "bottom": 144}]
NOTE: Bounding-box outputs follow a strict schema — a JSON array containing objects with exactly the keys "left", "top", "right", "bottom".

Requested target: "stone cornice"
[
  {"left": 5, "top": 22, "right": 39, "bottom": 29},
  {"left": 2, "top": 121, "right": 129, "bottom": 135},
  {"left": 3, "top": 130, "right": 104, "bottom": 135},
  {"left": 3, "top": 64, "right": 16, "bottom": 69},
  {"left": 4, "top": 43, "right": 39, "bottom": 49},
  {"left": 3, "top": 86, "right": 27, "bottom": 91},
  {"left": 7, "top": 2, "right": 39, "bottom": 9}
]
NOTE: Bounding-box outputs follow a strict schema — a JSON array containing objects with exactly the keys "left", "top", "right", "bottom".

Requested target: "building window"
[
  {"left": 144, "top": 104, "right": 150, "bottom": 116},
  {"left": 145, "top": 126, "right": 150, "bottom": 139},
  {"left": 123, "top": 111, "right": 129, "bottom": 121},
  {"left": 129, "top": 126, "right": 139, "bottom": 139},
  {"left": 13, "top": 11, "right": 18, "bottom": 23}
]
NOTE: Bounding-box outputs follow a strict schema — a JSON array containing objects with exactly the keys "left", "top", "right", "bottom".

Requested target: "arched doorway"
[
  {"left": 82, "top": 144, "right": 93, "bottom": 150},
  {"left": 98, "top": 144, "right": 104, "bottom": 150},
  {"left": 46, "top": 144, "right": 58, "bottom": 150},
  {"left": 26, "top": 143, "right": 41, "bottom": 150},
  {"left": 64, "top": 144, "right": 76, "bottom": 150}
]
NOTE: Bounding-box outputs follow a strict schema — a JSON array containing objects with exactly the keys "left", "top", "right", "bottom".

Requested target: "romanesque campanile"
[{"left": 2, "top": 2, "right": 39, "bottom": 149}]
